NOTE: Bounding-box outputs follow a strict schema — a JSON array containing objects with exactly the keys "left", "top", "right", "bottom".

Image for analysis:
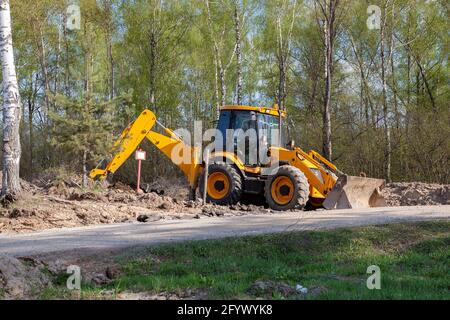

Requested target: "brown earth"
[
  {"left": 382, "top": 182, "right": 450, "bottom": 206},
  {"left": 0, "top": 176, "right": 272, "bottom": 234},
  {"left": 0, "top": 173, "right": 448, "bottom": 235},
  {"left": 0, "top": 255, "right": 51, "bottom": 299}
]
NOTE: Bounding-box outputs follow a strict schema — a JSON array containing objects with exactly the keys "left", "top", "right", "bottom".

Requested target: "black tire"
[
  {"left": 303, "top": 200, "right": 317, "bottom": 211},
  {"left": 265, "top": 165, "right": 310, "bottom": 211},
  {"left": 199, "top": 162, "right": 242, "bottom": 205},
  {"left": 304, "top": 198, "right": 324, "bottom": 211}
]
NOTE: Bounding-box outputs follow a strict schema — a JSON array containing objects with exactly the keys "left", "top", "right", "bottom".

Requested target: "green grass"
[{"left": 44, "top": 221, "right": 450, "bottom": 300}]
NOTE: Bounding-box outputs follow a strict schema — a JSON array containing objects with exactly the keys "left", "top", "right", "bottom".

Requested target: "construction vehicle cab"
[
  {"left": 90, "top": 105, "right": 386, "bottom": 211},
  {"left": 216, "top": 105, "right": 288, "bottom": 165},
  {"left": 206, "top": 105, "right": 298, "bottom": 207}
]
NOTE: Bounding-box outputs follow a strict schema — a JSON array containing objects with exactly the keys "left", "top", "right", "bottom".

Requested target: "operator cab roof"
[{"left": 220, "top": 105, "right": 286, "bottom": 117}]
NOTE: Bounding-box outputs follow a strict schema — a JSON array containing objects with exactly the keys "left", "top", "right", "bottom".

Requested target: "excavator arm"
[{"left": 89, "top": 109, "right": 203, "bottom": 188}]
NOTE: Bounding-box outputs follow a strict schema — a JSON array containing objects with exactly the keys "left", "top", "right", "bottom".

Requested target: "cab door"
[{"left": 230, "top": 110, "right": 259, "bottom": 166}]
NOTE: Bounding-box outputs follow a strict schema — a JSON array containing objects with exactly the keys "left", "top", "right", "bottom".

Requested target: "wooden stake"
[{"left": 203, "top": 150, "right": 210, "bottom": 205}]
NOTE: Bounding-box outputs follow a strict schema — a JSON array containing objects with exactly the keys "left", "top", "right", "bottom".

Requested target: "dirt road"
[{"left": 0, "top": 205, "right": 449, "bottom": 257}]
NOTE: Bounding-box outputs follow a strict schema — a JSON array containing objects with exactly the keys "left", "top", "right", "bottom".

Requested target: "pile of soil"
[
  {"left": 0, "top": 255, "right": 51, "bottom": 299},
  {"left": 0, "top": 176, "right": 272, "bottom": 234},
  {"left": 382, "top": 182, "right": 450, "bottom": 206}
]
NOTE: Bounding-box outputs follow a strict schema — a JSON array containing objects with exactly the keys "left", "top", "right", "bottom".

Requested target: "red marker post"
[{"left": 135, "top": 148, "right": 147, "bottom": 193}]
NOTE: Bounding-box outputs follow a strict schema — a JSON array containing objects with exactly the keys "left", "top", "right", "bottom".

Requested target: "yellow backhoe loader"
[{"left": 90, "top": 105, "right": 386, "bottom": 210}]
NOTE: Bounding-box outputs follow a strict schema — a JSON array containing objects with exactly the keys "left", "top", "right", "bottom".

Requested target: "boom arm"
[{"left": 89, "top": 109, "right": 202, "bottom": 188}]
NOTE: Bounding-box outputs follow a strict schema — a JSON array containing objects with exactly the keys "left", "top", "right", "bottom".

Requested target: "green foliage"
[
  {"left": 6, "top": 0, "right": 449, "bottom": 183},
  {"left": 49, "top": 92, "right": 132, "bottom": 162}
]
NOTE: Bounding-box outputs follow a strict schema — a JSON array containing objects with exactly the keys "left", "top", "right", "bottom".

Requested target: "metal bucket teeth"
[{"left": 323, "top": 175, "right": 386, "bottom": 209}]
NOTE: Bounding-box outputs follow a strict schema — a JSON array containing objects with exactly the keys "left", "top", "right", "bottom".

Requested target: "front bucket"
[{"left": 323, "top": 175, "right": 386, "bottom": 210}]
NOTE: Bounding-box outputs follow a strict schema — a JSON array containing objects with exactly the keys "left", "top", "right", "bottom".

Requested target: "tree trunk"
[
  {"left": 149, "top": 30, "right": 157, "bottom": 108},
  {"left": 349, "top": 34, "right": 373, "bottom": 126},
  {"left": 81, "top": 22, "right": 92, "bottom": 189},
  {"left": 28, "top": 97, "right": 34, "bottom": 177},
  {"left": 275, "top": 1, "right": 296, "bottom": 111},
  {"left": 322, "top": 18, "right": 332, "bottom": 160},
  {"left": 54, "top": 19, "right": 61, "bottom": 94},
  {"left": 213, "top": 53, "right": 220, "bottom": 119},
  {"left": 82, "top": 150, "right": 87, "bottom": 188},
  {"left": 205, "top": 0, "right": 236, "bottom": 117},
  {"left": 219, "top": 65, "right": 226, "bottom": 107},
  {"left": 320, "top": 0, "right": 337, "bottom": 161},
  {"left": 234, "top": 1, "right": 242, "bottom": 105},
  {"left": 0, "top": 0, "right": 22, "bottom": 196},
  {"left": 380, "top": 3, "right": 391, "bottom": 182},
  {"left": 104, "top": 0, "right": 115, "bottom": 99},
  {"left": 63, "top": 12, "right": 70, "bottom": 96},
  {"left": 415, "top": 57, "right": 436, "bottom": 111},
  {"left": 108, "top": 34, "right": 115, "bottom": 99},
  {"left": 35, "top": 26, "right": 51, "bottom": 121},
  {"left": 205, "top": 0, "right": 221, "bottom": 118},
  {"left": 389, "top": 2, "right": 399, "bottom": 130}
]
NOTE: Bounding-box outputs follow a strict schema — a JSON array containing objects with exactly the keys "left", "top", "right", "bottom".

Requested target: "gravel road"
[{"left": 0, "top": 205, "right": 449, "bottom": 257}]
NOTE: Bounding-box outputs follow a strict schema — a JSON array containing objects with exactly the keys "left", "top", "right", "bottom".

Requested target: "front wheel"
[
  {"left": 199, "top": 163, "right": 242, "bottom": 205},
  {"left": 265, "top": 165, "right": 310, "bottom": 211}
]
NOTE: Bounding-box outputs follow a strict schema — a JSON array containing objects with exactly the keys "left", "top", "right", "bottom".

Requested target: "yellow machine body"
[
  {"left": 90, "top": 106, "right": 385, "bottom": 210},
  {"left": 89, "top": 109, "right": 203, "bottom": 188}
]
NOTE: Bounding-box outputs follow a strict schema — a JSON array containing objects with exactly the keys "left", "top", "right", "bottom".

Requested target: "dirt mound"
[
  {"left": 0, "top": 255, "right": 51, "bottom": 299},
  {"left": 68, "top": 191, "right": 106, "bottom": 202},
  {"left": 383, "top": 182, "right": 450, "bottom": 206},
  {"left": 0, "top": 175, "right": 272, "bottom": 234},
  {"left": 139, "top": 179, "right": 189, "bottom": 200}
]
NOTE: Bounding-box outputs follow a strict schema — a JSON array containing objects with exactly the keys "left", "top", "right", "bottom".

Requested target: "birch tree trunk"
[
  {"left": 322, "top": 17, "right": 332, "bottom": 161},
  {"left": 276, "top": 13, "right": 286, "bottom": 110},
  {"left": 234, "top": 1, "right": 242, "bottom": 105},
  {"left": 205, "top": 0, "right": 237, "bottom": 117},
  {"left": 0, "top": 0, "right": 22, "bottom": 196},
  {"left": 275, "top": 0, "right": 297, "bottom": 111},
  {"left": 319, "top": 0, "right": 338, "bottom": 161},
  {"left": 205, "top": 0, "right": 221, "bottom": 118}
]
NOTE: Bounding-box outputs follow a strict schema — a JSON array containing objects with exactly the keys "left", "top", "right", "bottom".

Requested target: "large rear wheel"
[
  {"left": 265, "top": 165, "right": 309, "bottom": 211},
  {"left": 199, "top": 163, "right": 242, "bottom": 205}
]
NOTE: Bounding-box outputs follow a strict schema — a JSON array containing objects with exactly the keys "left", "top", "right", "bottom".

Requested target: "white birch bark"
[
  {"left": 234, "top": 1, "right": 242, "bottom": 105},
  {"left": 0, "top": 0, "right": 22, "bottom": 195}
]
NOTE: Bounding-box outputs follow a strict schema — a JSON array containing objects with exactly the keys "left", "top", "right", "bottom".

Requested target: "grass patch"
[{"left": 43, "top": 221, "right": 450, "bottom": 299}]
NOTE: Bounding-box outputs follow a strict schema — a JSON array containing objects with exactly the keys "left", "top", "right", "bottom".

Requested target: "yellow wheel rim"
[
  {"left": 271, "top": 176, "right": 294, "bottom": 205},
  {"left": 207, "top": 172, "right": 230, "bottom": 200}
]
